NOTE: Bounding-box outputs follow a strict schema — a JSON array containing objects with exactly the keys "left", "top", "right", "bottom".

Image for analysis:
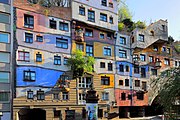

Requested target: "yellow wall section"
[
  {"left": 100, "top": 74, "right": 114, "bottom": 88},
  {"left": 72, "top": 40, "right": 86, "bottom": 55}
]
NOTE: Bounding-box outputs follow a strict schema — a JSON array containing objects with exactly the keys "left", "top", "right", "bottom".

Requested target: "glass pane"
[
  {"left": 0, "top": 93, "right": 9, "bottom": 101},
  {"left": 0, "top": 72, "right": 9, "bottom": 83},
  {"left": 0, "top": 33, "right": 9, "bottom": 43},
  {"left": 0, "top": 53, "right": 9, "bottom": 63},
  {"left": 0, "top": 13, "right": 9, "bottom": 24}
]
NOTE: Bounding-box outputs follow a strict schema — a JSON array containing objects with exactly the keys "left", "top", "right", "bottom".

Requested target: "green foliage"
[
  {"left": 168, "top": 36, "right": 175, "bottom": 43},
  {"left": 118, "top": 22, "right": 124, "bottom": 31},
  {"left": 135, "top": 21, "right": 146, "bottom": 29},
  {"left": 67, "top": 50, "right": 95, "bottom": 79},
  {"left": 174, "top": 44, "right": 180, "bottom": 53},
  {"left": 118, "top": 1, "right": 132, "bottom": 22}
]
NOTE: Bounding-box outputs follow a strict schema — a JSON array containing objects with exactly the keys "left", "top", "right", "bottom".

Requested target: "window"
[
  {"left": 0, "top": 92, "right": 9, "bottom": 101},
  {"left": 164, "top": 58, "right": 170, "bottom": 65},
  {"left": 121, "top": 93, "right": 126, "bottom": 100},
  {"left": 151, "top": 69, "right": 157, "bottom": 76},
  {"left": 85, "top": 29, "right": 93, "bottom": 37},
  {"left": 102, "top": 92, "right": 109, "bottom": 101},
  {"left": 79, "top": 77, "right": 92, "bottom": 88},
  {"left": 175, "top": 61, "right": 178, "bottom": 66},
  {"left": 119, "top": 80, "right": 123, "bottom": 85},
  {"left": 79, "top": 93, "right": 86, "bottom": 103},
  {"left": 59, "top": 22, "right": 69, "bottom": 31},
  {"left": 100, "top": 13, "right": 107, "bottom": 22},
  {"left": 119, "top": 50, "right": 127, "bottom": 58},
  {"left": 56, "top": 38, "right": 68, "bottom": 49},
  {"left": 0, "top": 53, "right": 9, "bottom": 63},
  {"left": 0, "top": 72, "right": 9, "bottom": 83},
  {"left": 156, "top": 58, "right": 160, "bottom": 62},
  {"left": 140, "top": 54, "right": 146, "bottom": 61},
  {"left": 134, "top": 66, "right": 139, "bottom": 74},
  {"left": 141, "top": 68, "right": 146, "bottom": 78},
  {"left": 25, "top": 33, "right": 33, "bottom": 43},
  {"left": 24, "top": 14, "right": 34, "bottom": 28},
  {"left": 101, "top": 76, "right": 110, "bottom": 85},
  {"left": 109, "top": 2, "right": 113, "bottom": 8},
  {"left": 27, "top": 90, "right": 33, "bottom": 99},
  {"left": 37, "top": 89, "right": 45, "bottom": 100},
  {"left": 162, "top": 47, "right": 166, "bottom": 52},
  {"left": 109, "top": 17, "right": 113, "bottom": 24},
  {"left": 36, "top": 53, "right": 42, "bottom": 62},
  {"left": 167, "top": 48, "right": 170, "bottom": 54},
  {"left": 138, "top": 34, "right": 144, "bottom": 42},
  {"left": 125, "top": 79, "right": 129, "bottom": 86},
  {"left": 79, "top": 7, "right": 85, "bottom": 16},
  {"left": 100, "top": 33, "right": 105, "bottom": 39},
  {"left": 149, "top": 56, "right": 154, "bottom": 63},
  {"left": 137, "top": 92, "right": 144, "bottom": 100},
  {"left": 24, "top": 70, "right": 35, "bottom": 81},
  {"left": 104, "top": 47, "right": 111, "bottom": 56},
  {"left": 88, "top": 10, "right": 95, "bottom": 22},
  {"left": 135, "top": 80, "right": 140, "bottom": 87},
  {"left": 119, "top": 64, "right": 124, "bottom": 72},
  {"left": 53, "top": 93, "right": 59, "bottom": 100},
  {"left": 64, "top": 58, "right": 68, "bottom": 65},
  {"left": 36, "top": 35, "right": 43, "bottom": 42},
  {"left": 76, "top": 44, "right": 84, "bottom": 51},
  {"left": 128, "top": 95, "right": 132, "bottom": 100},
  {"left": 0, "top": 13, "right": 9, "bottom": 24},
  {"left": 0, "top": 0, "right": 9, "bottom": 4},
  {"left": 133, "top": 54, "right": 139, "bottom": 61},
  {"left": 0, "top": 32, "right": 9, "bottom": 43},
  {"left": 54, "top": 56, "right": 61, "bottom": 65},
  {"left": 49, "top": 19, "right": 56, "bottom": 29},
  {"left": 153, "top": 45, "right": 158, "bottom": 51},
  {"left": 162, "top": 25, "right": 165, "bottom": 31},
  {"left": 101, "top": 0, "right": 107, "bottom": 6},
  {"left": 125, "top": 65, "right": 129, "bottom": 72},
  {"left": 54, "top": 110, "right": 61, "bottom": 118},
  {"left": 108, "top": 63, "right": 113, "bottom": 71},
  {"left": 18, "top": 51, "right": 30, "bottom": 61},
  {"left": 107, "top": 33, "right": 112, "bottom": 39},
  {"left": 142, "top": 82, "right": 147, "bottom": 91},
  {"left": 62, "top": 92, "right": 69, "bottom": 100},
  {"left": 86, "top": 45, "right": 93, "bottom": 56},
  {"left": 100, "top": 62, "right": 105, "bottom": 68},
  {"left": 120, "top": 37, "right": 126, "bottom": 45}
]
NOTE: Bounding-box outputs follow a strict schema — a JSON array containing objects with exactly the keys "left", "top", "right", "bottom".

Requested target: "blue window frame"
[
  {"left": 54, "top": 56, "right": 61, "bottom": 65},
  {"left": 56, "top": 38, "right": 68, "bottom": 49}
]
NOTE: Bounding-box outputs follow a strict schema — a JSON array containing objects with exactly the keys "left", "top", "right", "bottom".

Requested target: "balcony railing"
[{"left": 74, "top": 26, "right": 84, "bottom": 42}]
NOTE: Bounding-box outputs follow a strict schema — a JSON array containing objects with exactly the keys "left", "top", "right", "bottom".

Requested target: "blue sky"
[{"left": 125, "top": 0, "right": 180, "bottom": 40}]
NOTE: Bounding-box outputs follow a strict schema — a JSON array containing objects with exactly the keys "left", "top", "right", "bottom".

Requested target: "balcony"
[{"left": 74, "top": 26, "right": 84, "bottom": 42}]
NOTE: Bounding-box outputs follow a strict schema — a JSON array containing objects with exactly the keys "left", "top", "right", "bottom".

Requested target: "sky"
[{"left": 125, "top": 0, "right": 180, "bottom": 40}]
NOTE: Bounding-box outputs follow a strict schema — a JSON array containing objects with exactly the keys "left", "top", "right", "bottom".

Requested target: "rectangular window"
[
  {"left": 137, "top": 92, "right": 144, "bottom": 100},
  {"left": 149, "top": 56, "right": 154, "bottom": 63},
  {"left": 104, "top": 47, "right": 111, "bottom": 56},
  {"left": 151, "top": 69, "right": 157, "bottom": 76},
  {"left": 121, "top": 93, "right": 126, "bottom": 100},
  {"left": 101, "top": 76, "right": 110, "bottom": 85},
  {"left": 24, "top": 70, "right": 36, "bottom": 81},
  {"left": 0, "top": 92, "right": 9, "bottom": 101},
  {"left": 119, "top": 49, "right": 127, "bottom": 58},
  {"left": 100, "top": 13, "right": 107, "bottom": 22},
  {"left": 59, "top": 22, "right": 69, "bottom": 31},
  {"left": 167, "top": 48, "right": 170, "bottom": 54},
  {"left": 18, "top": 51, "right": 30, "bottom": 61},
  {"left": 36, "top": 35, "right": 43, "bottom": 42},
  {"left": 140, "top": 54, "right": 146, "bottom": 61},
  {"left": 162, "top": 47, "right": 166, "bottom": 52},
  {"left": 64, "top": 58, "right": 68, "bottom": 65},
  {"left": 0, "top": 32, "right": 9, "bottom": 43},
  {"left": 141, "top": 68, "right": 146, "bottom": 78},
  {"left": 102, "top": 92, "right": 109, "bottom": 101},
  {"left": 0, "top": 0, "right": 9, "bottom": 4},
  {"left": 0, "top": 53, "right": 9, "bottom": 63},
  {"left": 0, "top": 13, "right": 9, "bottom": 24},
  {"left": 125, "top": 79, "right": 129, "bottom": 86},
  {"left": 175, "top": 61, "right": 178, "bottom": 66},
  {"left": 107, "top": 33, "right": 112, "bottom": 39},
  {"left": 56, "top": 38, "right": 68, "bottom": 49},
  {"left": 62, "top": 92, "right": 69, "bottom": 100},
  {"left": 54, "top": 110, "right": 61, "bottom": 118},
  {"left": 53, "top": 93, "right": 59, "bottom": 100},
  {"left": 142, "top": 82, "right": 147, "bottom": 91},
  {"left": 27, "top": 90, "right": 33, "bottom": 99},
  {"left": 101, "top": 0, "right": 107, "bottom": 6},
  {"left": 135, "top": 80, "right": 140, "bottom": 87},
  {"left": 164, "top": 58, "right": 170, "bottom": 65},
  {"left": 153, "top": 45, "right": 158, "bottom": 51},
  {"left": 79, "top": 93, "right": 86, "bottom": 102},
  {"left": 120, "top": 37, "right": 126, "bottom": 45},
  {"left": 119, "top": 64, "right": 124, "bottom": 72},
  {"left": 0, "top": 72, "right": 9, "bottom": 83},
  {"left": 100, "top": 62, "right": 105, "bottom": 68},
  {"left": 54, "top": 56, "right": 61, "bottom": 65},
  {"left": 138, "top": 34, "right": 144, "bottom": 42},
  {"left": 134, "top": 66, "right": 139, "bottom": 74},
  {"left": 37, "top": 90, "right": 44, "bottom": 100},
  {"left": 49, "top": 19, "right": 57, "bottom": 29},
  {"left": 100, "top": 33, "right": 105, "bottom": 39},
  {"left": 24, "top": 14, "right": 34, "bottom": 28},
  {"left": 85, "top": 29, "right": 93, "bottom": 37},
  {"left": 119, "top": 80, "right": 123, "bottom": 85},
  {"left": 79, "top": 7, "right": 85, "bottom": 16},
  {"left": 86, "top": 45, "right": 93, "bottom": 56},
  {"left": 109, "top": 2, "right": 113, "bottom": 8},
  {"left": 88, "top": 10, "right": 95, "bottom": 22},
  {"left": 25, "top": 33, "right": 33, "bottom": 43},
  {"left": 79, "top": 77, "right": 92, "bottom": 88},
  {"left": 76, "top": 44, "right": 84, "bottom": 51},
  {"left": 36, "top": 53, "right": 42, "bottom": 62},
  {"left": 109, "top": 17, "right": 113, "bottom": 24},
  {"left": 108, "top": 63, "right": 113, "bottom": 71},
  {"left": 125, "top": 65, "right": 129, "bottom": 72}
]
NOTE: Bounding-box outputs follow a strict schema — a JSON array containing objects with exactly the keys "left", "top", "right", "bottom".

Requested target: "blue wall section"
[{"left": 16, "top": 66, "right": 64, "bottom": 87}]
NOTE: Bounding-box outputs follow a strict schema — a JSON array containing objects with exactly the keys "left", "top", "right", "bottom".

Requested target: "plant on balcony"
[
  {"left": 67, "top": 50, "right": 95, "bottom": 79},
  {"left": 55, "top": 79, "right": 70, "bottom": 92}
]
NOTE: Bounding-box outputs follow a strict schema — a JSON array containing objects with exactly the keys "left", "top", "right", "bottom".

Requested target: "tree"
[
  {"left": 118, "top": 4, "right": 132, "bottom": 22},
  {"left": 135, "top": 21, "right": 146, "bottom": 29},
  {"left": 67, "top": 50, "right": 95, "bottom": 79}
]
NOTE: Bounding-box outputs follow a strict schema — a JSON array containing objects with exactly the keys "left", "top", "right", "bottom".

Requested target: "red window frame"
[{"left": 18, "top": 51, "right": 30, "bottom": 61}]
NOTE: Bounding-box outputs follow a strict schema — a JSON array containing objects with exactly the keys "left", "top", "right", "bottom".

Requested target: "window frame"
[
  {"left": 109, "top": 17, "right": 113, "bottom": 24},
  {"left": 149, "top": 56, "right": 154, "bottom": 63},
  {"left": 62, "top": 92, "right": 69, "bottom": 100},
  {"left": 119, "top": 80, "right": 123, "bottom": 86},
  {"left": 119, "top": 64, "right": 124, "bottom": 72},
  {"left": 120, "top": 37, "right": 126, "bottom": 45},
  {"left": 140, "top": 54, "right": 146, "bottom": 61},
  {"left": 24, "top": 14, "right": 34, "bottom": 28},
  {"left": 103, "top": 47, "right": 111, "bottom": 56},
  {"left": 56, "top": 38, "right": 68, "bottom": 49},
  {"left": 108, "top": 63, "right": 113, "bottom": 71},
  {"left": 101, "top": 0, "right": 107, "bottom": 6},
  {"left": 36, "top": 35, "right": 43, "bottom": 42},
  {"left": 88, "top": 10, "right": 95, "bottom": 22},
  {"left": 18, "top": 51, "right": 30, "bottom": 62},
  {"left": 37, "top": 90, "right": 45, "bottom": 100},
  {"left": 25, "top": 33, "right": 33, "bottom": 43},
  {"left": 100, "top": 62, "right": 105, "bottom": 68},
  {"left": 49, "top": 19, "right": 57, "bottom": 29},
  {"left": 59, "top": 22, "right": 69, "bottom": 32},
  {"left": 100, "top": 33, "right": 105, "bottom": 39},
  {"left": 119, "top": 49, "right": 127, "bottom": 58},
  {"left": 138, "top": 34, "right": 144, "bottom": 42},
  {"left": 63, "top": 58, "right": 68, "bottom": 65},
  {"left": 76, "top": 43, "right": 84, "bottom": 51},
  {"left": 79, "top": 7, "right": 85, "bottom": 16},
  {"left": 102, "top": 92, "right": 109, "bottom": 101},
  {"left": 54, "top": 56, "right": 61, "bottom": 65},
  {"left": 86, "top": 45, "right": 93, "bottom": 56},
  {"left": 23, "top": 70, "right": 36, "bottom": 81},
  {"left": 36, "top": 53, "right": 42, "bottom": 62},
  {"left": 135, "top": 80, "right": 140, "bottom": 87},
  {"left": 121, "top": 93, "right": 126, "bottom": 100},
  {"left": 27, "top": 90, "right": 33, "bottom": 99},
  {"left": 85, "top": 29, "right": 93, "bottom": 37},
  {"left": 100, "top": 13, "right": 107, "bottom": 22},
  {"left": 164, "top": 58, "right": 170, "bottom": 65},
  {"left": 101, "top": 76, "right": 110, "bottom": 85},
  {"left": 125, "top": 79, "right": 129, "bottom": 86},
  {"left": 78, "top": 77, "right": 92, "bottom": 88}
]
